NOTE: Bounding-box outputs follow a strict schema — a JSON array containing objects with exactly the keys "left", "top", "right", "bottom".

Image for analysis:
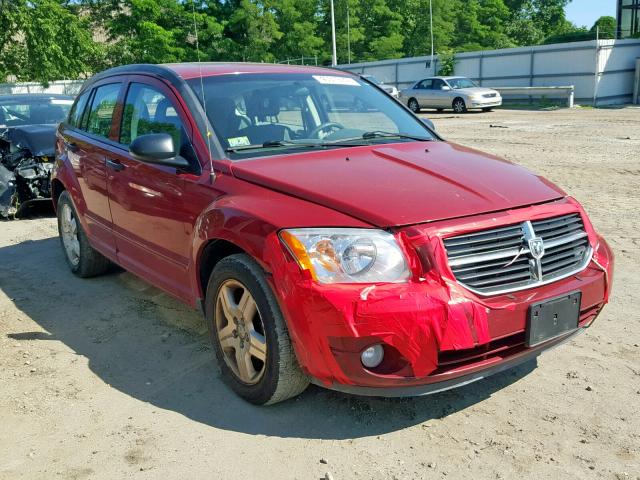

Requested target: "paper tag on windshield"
[
  {"left": 51, "top": 99, "right": 73, "bottom": 105},
  {"left": 312, "top": 75, "right": 360, "bottom": 86},
  {"left": 228, "top": 136, "right": 250, "bottom": 147}
]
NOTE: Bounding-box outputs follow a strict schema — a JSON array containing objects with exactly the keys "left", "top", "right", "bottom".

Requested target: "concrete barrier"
[
  {"left": 634, "top": 58, "right": 640, "bottom": 104},
  {"left": 491, "top": 86, "right": 575, "bottom": 107}
]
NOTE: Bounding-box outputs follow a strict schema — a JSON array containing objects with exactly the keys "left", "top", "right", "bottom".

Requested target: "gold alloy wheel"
[{"left": 215, "top": 279, "right": 267, "bottom": 385}]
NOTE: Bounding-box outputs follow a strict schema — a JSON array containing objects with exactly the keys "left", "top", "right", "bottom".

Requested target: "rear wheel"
[
  {"left": 452, "top": 98, "right": 467, "bottom": 113},
  {"left": 408, "top": 98, "right": 420, "bottom": 113},
  {"left": 57, "top": 191, "right": 110, "bottom": 277},
  {"left": 206, "top": 254, "right": 309, "bottom": 405}
]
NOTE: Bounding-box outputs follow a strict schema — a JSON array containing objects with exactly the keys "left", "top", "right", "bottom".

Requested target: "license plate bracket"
[{"left": 526, "top": 291, "right": 581, "bottom": 347}]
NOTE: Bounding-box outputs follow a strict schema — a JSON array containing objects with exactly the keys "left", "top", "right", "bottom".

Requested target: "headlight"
[{"left": 280, "top": 228, "right": 410, "bottom": 284}]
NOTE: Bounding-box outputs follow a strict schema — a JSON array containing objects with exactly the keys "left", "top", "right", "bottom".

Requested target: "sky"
[{"left": 565, "top": 0, "right": 617, "bottom": 28}]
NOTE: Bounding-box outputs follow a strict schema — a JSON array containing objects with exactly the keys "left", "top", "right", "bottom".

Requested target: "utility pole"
[
  {"left": 331, "top": 0, "right": 337, "bottom": 66},
  {"left": 429, "top": 0, "right": 434, "bottom": 74},
  {"left": 347, "top": 3, "right": 351, "bottom": 64}
]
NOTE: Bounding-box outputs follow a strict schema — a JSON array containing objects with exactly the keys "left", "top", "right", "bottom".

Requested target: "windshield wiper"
[
  {"left": 225, "top": 139, "right": 367, "bottom": 153},
  {"left": 361, "top": 131, "right": 433, "bottom": 142}
]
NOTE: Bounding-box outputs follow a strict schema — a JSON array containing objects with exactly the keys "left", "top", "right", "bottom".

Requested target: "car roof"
[
  {"left": 164, "top": 62, "right": 351, "bottom": 80},
  {"left": 424, "top": 76, "right": 466, "bottom": 81},
  {"left": 0, "top": 93, "right": 74, "bottom": 102},
  {"left": 86, "top": 62, "right": 354, "bottom": 85}
]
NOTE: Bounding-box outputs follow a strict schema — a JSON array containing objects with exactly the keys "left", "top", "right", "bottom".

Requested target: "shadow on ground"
[{"left": 1, "top": 237, "right": 536, "bottom": 440}]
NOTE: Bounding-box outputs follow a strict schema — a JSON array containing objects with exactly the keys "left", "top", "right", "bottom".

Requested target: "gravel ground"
[{"left": 1, "top": 107, "right": 639, "bottom": 480}]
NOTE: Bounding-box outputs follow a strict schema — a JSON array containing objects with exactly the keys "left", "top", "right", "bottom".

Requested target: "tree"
[
  {"left": 0, "top": 0, "right": 104, "bottom": 84},
  {"left": 591, "top": 16, "right": 617, "bottom": 39},
  {"left": 221, "top": 0, "right": 283, "bottom": 62},
  {"left": 394, "top": 0, "right": 457, "bottom": 58},
  {"left": 271, "top": 0, "right": 324, "bottom": 62},
  {"left": 450, "top": 0, "right": 515, "bottom": 51}
]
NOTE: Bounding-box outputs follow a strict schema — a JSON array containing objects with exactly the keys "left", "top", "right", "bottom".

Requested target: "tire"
[
  {"left": 482, "top": 107, "right": 493, "bottom": 112},
  {"left": 452, "top": 98, "right": 467, "bottom": 113},
  {"left": 57, "top": 190, "right": 110, "bottom": 278},
  {"left": 408, "top": 98, "right": 420, "bottom": 113},
  {"left": 205, "top": 254, "right": 309, "bottom": 405}
]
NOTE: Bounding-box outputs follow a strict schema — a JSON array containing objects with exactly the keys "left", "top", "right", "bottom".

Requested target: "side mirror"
[
  {"left": 421, "top": 118, "right": 436, "bottom": 131},
  {"left": 441, "top": 85, "right": 451, "bottom": 91},
  {"left": 129, "top": 133, "right": 189, "bottom": 169}
]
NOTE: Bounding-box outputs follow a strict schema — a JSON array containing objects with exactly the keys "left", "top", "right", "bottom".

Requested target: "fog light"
[{"left": 361, "top": 344, "right": 384, "bottom": 368}]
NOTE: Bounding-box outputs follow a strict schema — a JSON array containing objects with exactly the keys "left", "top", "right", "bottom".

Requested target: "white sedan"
[{"left": 400, "top": 76, "right": 502, "bottom": 113}]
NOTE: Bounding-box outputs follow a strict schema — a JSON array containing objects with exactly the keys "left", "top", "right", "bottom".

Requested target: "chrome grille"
[{"left": 443, "top": 213, "right": 592, "bottom": 295}]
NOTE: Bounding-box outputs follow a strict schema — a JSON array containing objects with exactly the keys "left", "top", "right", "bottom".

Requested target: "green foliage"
[
  {"left": 437, "top": 49, "right": 456, "bottom": 76},
  {"left": 0, "top": 0, "right": 105, "bottom": 84},
  {"left": 590, "top": 16, "right": 617, "bottom": 39},
  {"left": 0, "top": 0, "right": 601, "bottom": 83}
]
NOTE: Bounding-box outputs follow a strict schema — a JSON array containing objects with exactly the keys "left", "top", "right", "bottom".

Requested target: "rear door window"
[
  {"left": 86, "top": 83, "right": 121, "bottom": 139},
  {"left": 432, "top": 79, "right": 446, "bottom": 90}
]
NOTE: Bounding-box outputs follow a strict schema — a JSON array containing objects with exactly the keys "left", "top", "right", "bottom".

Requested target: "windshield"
[
  {"left": 0, "top": 97, "right": 73, "bottom": 127},
  {"left": 187, "top": 73, "right": 434, "bottom": 159},
  {"left": 447, "top": 78, "right": 477, "bottom": 89}
]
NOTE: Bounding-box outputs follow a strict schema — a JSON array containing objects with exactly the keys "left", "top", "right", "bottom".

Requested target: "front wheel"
[
  {"left": 408, "top": 98, "right": 420, "bottom": 113},
  {"left": 452, "top": 98, "right": 467, "bottom": 113},
  {"left": 57, "top": 191, "right": 110, "bottom": 277},
  {"left": 206, "top": 254, "right": 309, "bottom": 405}
]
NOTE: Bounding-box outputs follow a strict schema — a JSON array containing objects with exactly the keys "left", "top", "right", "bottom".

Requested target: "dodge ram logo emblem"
[{"left": 528, "top": 237, "right": 545, "bottom": 260}]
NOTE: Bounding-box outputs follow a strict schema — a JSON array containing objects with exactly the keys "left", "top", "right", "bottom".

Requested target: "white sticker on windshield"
[
  {"left": 51, "top": 99, "right": 74, "bottom": 105},
  {"left": 312, "top": 75, "right": 360, "bottom": 86},
  {"left": 228, "top": 136, "right": 250, "bottom": 147}
]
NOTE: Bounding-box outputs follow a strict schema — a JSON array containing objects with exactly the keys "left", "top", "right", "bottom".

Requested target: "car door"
[
  {"left": 106, "top": 77, "right": 201, "bottom": 303},
  {"left": 60, "top": 81, "right": 123, "bottom": 258},
  {"left": 413, "top": 79, "right": 433, "bottom": 107},
  {"left": 430, "top": 79, "right": 450, "bottom": 108}
]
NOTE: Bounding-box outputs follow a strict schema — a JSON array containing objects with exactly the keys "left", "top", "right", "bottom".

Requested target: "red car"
[{"left": 52, "top": 63, "right": 613, "bottom": 405}]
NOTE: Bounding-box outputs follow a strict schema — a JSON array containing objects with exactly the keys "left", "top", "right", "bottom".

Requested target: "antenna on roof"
[{"left": 191, "top": 1, "right": 215, "bottom": 183}]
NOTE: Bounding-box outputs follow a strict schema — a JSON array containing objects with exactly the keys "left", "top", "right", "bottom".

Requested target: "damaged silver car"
[{"left": 0, "top": 93, "right": 73, "bottom": 218}]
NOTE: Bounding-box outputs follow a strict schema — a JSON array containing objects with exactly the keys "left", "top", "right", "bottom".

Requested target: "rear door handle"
[{"left": 106, "top": 159, "right": 125, "bottom": 172}]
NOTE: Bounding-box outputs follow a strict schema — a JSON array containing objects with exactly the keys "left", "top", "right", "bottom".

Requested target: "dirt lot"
[{"left": 1, "top": 107, "right": 639, "bottom": 480}]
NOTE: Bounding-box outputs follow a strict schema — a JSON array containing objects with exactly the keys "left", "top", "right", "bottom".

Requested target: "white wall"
[
  {"left": 340, "top": 39, "right": 640, "bottom": 105},
  {"left": 0, "top": 80, "right": 84, "bottom": 96}
]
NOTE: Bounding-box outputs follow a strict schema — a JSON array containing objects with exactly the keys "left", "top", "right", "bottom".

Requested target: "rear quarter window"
[{"left": 68, "top": 91, "right": 91, "bottom": 128}]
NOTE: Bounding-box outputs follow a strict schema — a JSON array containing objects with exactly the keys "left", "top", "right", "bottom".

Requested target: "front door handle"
[{"left": 106, "top": 159, "right": 125, "bottom": 172}]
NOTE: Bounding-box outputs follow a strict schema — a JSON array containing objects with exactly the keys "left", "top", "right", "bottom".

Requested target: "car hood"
[
  {"left": 454, "top": 87, "right": 499, "bottom": 96},
  {"left": 230, "top": 141, "right": 565, "bottom": 227},
  {"left": 1, "top": 124, "right": 57, "bottom": 157}
]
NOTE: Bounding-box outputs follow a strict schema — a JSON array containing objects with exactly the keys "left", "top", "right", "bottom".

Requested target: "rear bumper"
[{"left": 315, "top": 328, "right": 583, "bottom": 397}]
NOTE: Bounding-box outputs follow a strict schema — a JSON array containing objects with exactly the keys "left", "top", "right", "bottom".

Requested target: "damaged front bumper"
[
  {"left": 264, "top": 200, "right": 614, "bottom": 396},
  {"left": 0, "top": 125, "right": 56, "bottom": 218},
  {"left": 0, "top": 164, "right": 17, "bottom": 217}
]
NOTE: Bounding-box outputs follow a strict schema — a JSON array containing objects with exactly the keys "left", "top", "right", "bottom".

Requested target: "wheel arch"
[
  {"left": 51, "top": 178, "right": 66, "bottom": 213},
  {"left": 197, "top": 238, "right": 247, "bottom": 302}
]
